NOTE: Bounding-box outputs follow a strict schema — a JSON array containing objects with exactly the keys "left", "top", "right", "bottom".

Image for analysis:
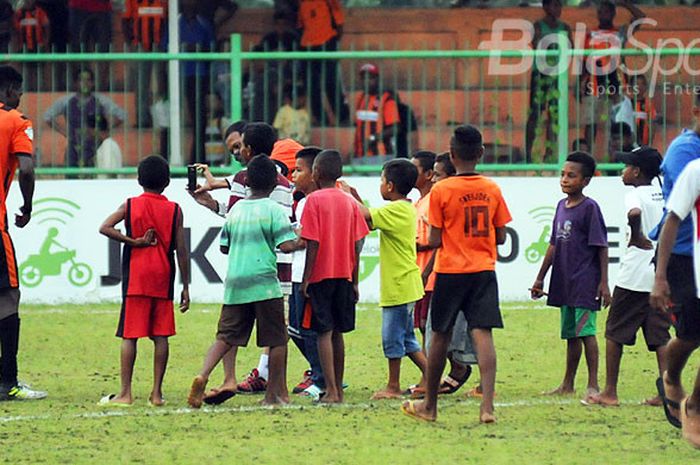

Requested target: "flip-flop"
[
  {"left": 400, "top": 400, "right": 435, "bottom": 422},
  {"left": 203, "top": 389, "right": 236, "bottom": 405},
  {"left": 97, "top": 394, "right": 132, "bottom": 407},
  {"left": 681, "top": 398, "right": 700, "bottom": 448},
  {"left": 656, "top": 377, "right": 682, "bottom": 429},
  {"left": 438, "top": 368, "right": 471, "bottom": 395}
]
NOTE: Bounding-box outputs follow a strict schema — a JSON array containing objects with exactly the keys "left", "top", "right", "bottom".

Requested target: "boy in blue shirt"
[
  {"left": 187, "top": 155, "right": 301, "bottom": 408},
  {"left": 531, "top": 152, "right": 610, "bottom": 402}
]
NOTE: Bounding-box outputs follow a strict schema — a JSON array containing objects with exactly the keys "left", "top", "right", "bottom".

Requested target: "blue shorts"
[{"left": 382, "top": 302, "right": 422, "bottom": 359}]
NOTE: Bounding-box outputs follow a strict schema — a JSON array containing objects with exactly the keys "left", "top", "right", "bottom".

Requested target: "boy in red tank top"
[{"left": 99, "top": 155, "right": 190, "bottom": 406}]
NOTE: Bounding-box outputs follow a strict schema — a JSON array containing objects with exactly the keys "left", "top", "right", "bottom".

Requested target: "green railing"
[{"left": 3, "top": 35, "right": 700, "bottom": 176}]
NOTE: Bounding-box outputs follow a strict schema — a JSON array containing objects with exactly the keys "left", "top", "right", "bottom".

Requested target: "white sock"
[{"left": 257, "top": 354, "right": 269, "bottom": 381}]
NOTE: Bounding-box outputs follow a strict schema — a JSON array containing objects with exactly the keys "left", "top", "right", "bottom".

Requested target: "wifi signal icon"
[
  {"left": 529, "top": 206, "right": 555, "bottom": 225},
  {"left": 32, "top": 197, "right": 81, "bottom": 226}
]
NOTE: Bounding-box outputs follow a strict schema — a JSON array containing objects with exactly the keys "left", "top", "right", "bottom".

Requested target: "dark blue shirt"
[{"left": 174, "top": 15, "right": 214, "bottom": 77}]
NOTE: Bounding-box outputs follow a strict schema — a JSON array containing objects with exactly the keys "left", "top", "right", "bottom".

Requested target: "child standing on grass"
[
  {"left": 300, "top": 150, "right": 369, "bottom": 404},
  {"left": 586, "top": 146, "right": 668, "bottom": 407},
  {"left": 352, "top": 159, "right": 428, "bottom": 399},
  {"left": 188, "top": 155, "right": 301, "bottom": 408},
  {"left": 289, "top": 146, "right": 325, "bottom": 399},
  {"left": 411, "top": 150, "right": 436, "bottom": 343},
  {"left": 401, "top": 125, "right": 511, "bottom": 423},
  {"left": 531, "top": 151, "right": 611, "bottom": 403},
  {"left": 98, "top": 155, "right": 190, "bottom": 406}
]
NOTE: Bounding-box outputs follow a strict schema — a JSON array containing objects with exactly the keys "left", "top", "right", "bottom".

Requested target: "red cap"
[{"left": 359, "top": 63, "right": 379, "bottom": 75}]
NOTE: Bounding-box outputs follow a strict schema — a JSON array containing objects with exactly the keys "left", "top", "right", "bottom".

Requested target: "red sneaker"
[
  {"left": 293, "top": 370, "right": 313, "bottom": 394},
  {"left": 237, "top": 368, "right": 267, "bottom": 394}
]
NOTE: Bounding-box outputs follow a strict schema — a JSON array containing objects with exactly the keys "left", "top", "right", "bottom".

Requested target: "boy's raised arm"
[
  {"left": 99, "top": 203, "right": 156, "bottom": 247},
  {"left": 597, "top": 246, "right": 611, "bottom": 307},
  {"left": 174, "top": 208, "right": 190, "bottom": 313}
]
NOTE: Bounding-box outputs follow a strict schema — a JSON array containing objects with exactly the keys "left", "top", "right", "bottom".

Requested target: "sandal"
[{"left": 438, "top": 366, "right": 472, "bottom": 395}]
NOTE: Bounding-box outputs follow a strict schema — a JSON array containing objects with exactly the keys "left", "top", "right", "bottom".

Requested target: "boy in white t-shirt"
[
  {"left": 651, "top": 157, "right": 700, "bottom": 447},
  {"left": 289, "top": 146, "right": 324, "bottom": 399},
  {"left": 588, "top": 146, "right": 670, "bottom": 407}
]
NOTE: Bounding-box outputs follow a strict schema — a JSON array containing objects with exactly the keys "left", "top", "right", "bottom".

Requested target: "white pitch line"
[{"left": 0, "top": 397, "right": 640, "bottom": 424}]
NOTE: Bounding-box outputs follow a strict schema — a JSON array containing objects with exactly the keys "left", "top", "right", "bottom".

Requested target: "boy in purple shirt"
[{"left": 531, "top": 152, "right": 611, "bottom": 402}]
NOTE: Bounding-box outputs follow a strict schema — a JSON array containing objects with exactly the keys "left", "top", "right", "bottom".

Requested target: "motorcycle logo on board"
[
  {"left": 18, "top": 198, "right": 93, "bottom": 288},
  {"left": 525, "top": 206, "right": 555, "bottom": 264}
]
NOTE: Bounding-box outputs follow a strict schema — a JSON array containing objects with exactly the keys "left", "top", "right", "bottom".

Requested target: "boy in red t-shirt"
[
  {"left": 99, "top": 155, "right": 190, "bottom": 406},
  {"left": 300, "top": 150, "right": 369, "bottom": 403},
  {"left": 401, "top": 125, "right": 512, "bottom": 423}
]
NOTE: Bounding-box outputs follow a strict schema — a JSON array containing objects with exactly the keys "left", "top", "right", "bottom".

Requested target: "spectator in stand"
[
  {"left": 525, "top": 0, "right": 571, "bottom": 163},
  {"left": 122, "top": 0, "right": 167, "bottom": 128},
  {"left": 196, "top": 0, "right": 237, "bottom": 40},
  {"left": 297, "top": 0, "right": 349, "bottom": 125},
  {"left": 94, "top": 116, "right": 123, "bottom": 176},
  {"left": 247, "top": 10, "right": 301, "bottom": 123},
  {"left": 68, "top": 0, "right": 112, "bottom": 90},
  {"left": 629, "top": 74, "right": 660, "bottom": 147},
  {"left": 580, "top": 0, "right": 645, "bottom": 149},
  {"left": 609, "top": 122, "right": 636, "bottom": 161},
  {"left": 273, "top": 84, "right": 311, "bottom": 146},
  {"left": 43, "top": 68, "right": 126, "bottom": 167},
  {"left": 37, "top": 0, "right": 68, "bottom": 87},
  {"left": 67, "top": 0, "right": 111, "bottom": 51},
  {"left": 0, "top": 0, "right": 12, "bottom": 53},
  {"left": 354, "top": 63, "right": 400, "bottom": 165},
  {"left": 14, "top": 0, "right": 50, "bottom": 91},
  {"left": 165, "top": 0, "right": 214, "bottom": 164}
]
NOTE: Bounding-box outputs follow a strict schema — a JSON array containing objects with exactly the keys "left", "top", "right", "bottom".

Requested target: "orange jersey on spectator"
[
  {"left": 297, "top": 0, "right": 343, "bottom": 47},
  {"left": 633, "top": 96, "right": 657, "bottom": 146},
  {"left": 428, "top": 174, "right": 511, "bottom": 274},
  {"left": 124, "top": 0, "right": 166, "bottom": 50},
  {"left": 14, "top": 7, "right": 49, "bottom": 51},
  {"left": 415, "top": 193, "right": 435, "bottom": 291},
  {"left": 354, "top": 91, "right": 399, "bottom": 158},
  {"left": 0, "top": 104, "right": 33, "bottom": 289}
]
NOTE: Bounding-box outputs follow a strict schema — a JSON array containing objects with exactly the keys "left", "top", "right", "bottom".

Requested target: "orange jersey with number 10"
[
  {"left": 0, "top": 104, "right": 33, "bottom": 288},
  {"left": 428, "top": 174, "right": 511, "bottom": 274}
]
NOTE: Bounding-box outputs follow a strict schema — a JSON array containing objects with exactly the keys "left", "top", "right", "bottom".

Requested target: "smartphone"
[{"left": 187, "top": 165, "right": 197, "bottom": 192}]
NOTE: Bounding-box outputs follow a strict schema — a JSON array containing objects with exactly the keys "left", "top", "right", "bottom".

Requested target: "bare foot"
[
  {"left": 99, "top": 394, "right": 132, "bottom": 406},
  {"left": 480, "top": 412, "right": 497, "bottom": 423},
  {"left": 681, "top": 398, "right": 700, "bottom": 448},
  {"left": 149, "top": 393, "right": 166, "bottom": 406},
  {"left": 188, "top": 375, "right": 207, "bottom": 409},
  {"left": 205, "top": 381, "right": 238, "bottom": 398},
  {"left": 371, "top": 389, "right": 403, "bottom": 400},
  {"left": 320, "top": 394, "right": 342, "bottom": 404},
  {"left": 260, "top": 396, "right": 289, "bottom": 406},
  {"left": 401, "top": 400, "right": 436, "bottom": 422},
  {"left": 542, "top": 385, "right": 575, "bottom": 396},
  {"left": 582, "top": 392, "right": 619, "bottom": 407},
  {"left": 643, "top": 395, "right": 663, "bottom": 407}
]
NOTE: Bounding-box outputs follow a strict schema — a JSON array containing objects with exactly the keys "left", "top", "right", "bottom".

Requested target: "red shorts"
[
  {"left": 414, "top": 291, "right": 432, "bottom": 330},
  {"left": 116, "top": 296, "right": 175, "bottom": 339}
]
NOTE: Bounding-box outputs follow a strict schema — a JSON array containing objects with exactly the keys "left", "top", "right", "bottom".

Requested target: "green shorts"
[{"left": 560, "top": 306, "right": 597, "bottom": 340}]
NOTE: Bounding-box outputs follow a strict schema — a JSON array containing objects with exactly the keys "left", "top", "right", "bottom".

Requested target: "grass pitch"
[{"left": 2, "top": 301, "right": 698, "bottom": 464}]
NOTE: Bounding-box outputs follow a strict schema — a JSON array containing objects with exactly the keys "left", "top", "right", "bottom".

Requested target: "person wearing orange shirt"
[
  {"left": 297, "top": 0, "right": 348, "bottom": 125},
  {"left": 629, "top": 74, "right": 659, "bottom": 147},
  {"left": 0, "top": 66, "right": 46, "bottom": 401},
  {"left": 401, "top": 125, "right": 512, "bottom": 423},
  {"left": 14, "top": 0, "right": 49, "bottom": 91},
  {"left": 123, "top": 0, "right": 167, "bottom": 128},
  {"left": 354, "top": 63, "right": 400, "bottom": 164}
]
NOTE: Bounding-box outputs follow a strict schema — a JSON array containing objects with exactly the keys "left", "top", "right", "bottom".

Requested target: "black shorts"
[
  {"left": 605, "top": 286, "right": 671, "bottom": 351},
  {"left": 302, "top": 279, "right": 356, "bottom": 333},
  {"left": 430, "top": 271, "right": 503, "bottom": 333},
  {"left": 668, "top": 254, "right": 700, "bottom": 342}
]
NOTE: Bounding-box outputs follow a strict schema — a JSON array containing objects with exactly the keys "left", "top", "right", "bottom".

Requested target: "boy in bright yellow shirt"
[{"left": 354, "top": 159, "right": 428, "bottom": 399}]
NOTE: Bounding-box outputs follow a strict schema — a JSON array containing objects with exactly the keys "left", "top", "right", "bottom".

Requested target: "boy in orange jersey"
[{"left": 401, "top": 125, "right": 512, "bottom": 423}]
